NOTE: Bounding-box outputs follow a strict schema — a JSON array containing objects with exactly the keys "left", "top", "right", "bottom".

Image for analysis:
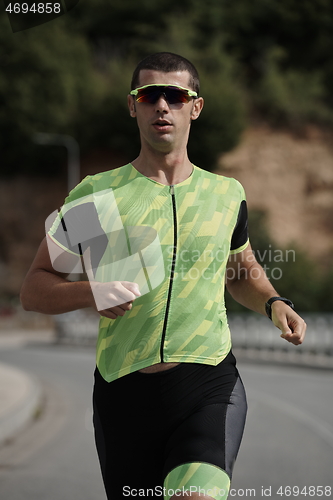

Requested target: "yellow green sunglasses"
[{"left": 130, "top": 84, "right": 198, "bottom": 104}]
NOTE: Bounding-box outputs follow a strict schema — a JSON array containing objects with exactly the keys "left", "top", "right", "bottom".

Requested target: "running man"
[{"left": 20, "top": 52, "right": 306, "bottom": 500}]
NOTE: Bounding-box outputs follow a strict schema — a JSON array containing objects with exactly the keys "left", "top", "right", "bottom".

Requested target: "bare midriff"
[{"left": 139, "top": 362, "right": 180, "bottom": 373}]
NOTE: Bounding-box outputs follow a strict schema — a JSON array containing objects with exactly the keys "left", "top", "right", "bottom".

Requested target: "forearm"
[
  {"left": 226, "top": 243, "right": 306, "bottom": 345},
  {"left": 20, "top": 269, "right": 93, "bottom": 315},
  {"left": 226, "top": 259, "right": 278, "bottom": 316}
]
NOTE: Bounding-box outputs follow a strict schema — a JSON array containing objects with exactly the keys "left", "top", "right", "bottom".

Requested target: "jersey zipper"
[{"left": 160, "top": 184, "right": 178, "bottom": 362}]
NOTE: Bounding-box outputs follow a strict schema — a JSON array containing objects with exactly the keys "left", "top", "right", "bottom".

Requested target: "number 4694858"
[{"left": 6, "top": 3, "right": 61, "bottom": 14}]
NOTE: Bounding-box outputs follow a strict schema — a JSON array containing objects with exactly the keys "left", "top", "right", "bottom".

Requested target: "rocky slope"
[{"left": 218, "top": 126, "right": 333, "bottom": 264}]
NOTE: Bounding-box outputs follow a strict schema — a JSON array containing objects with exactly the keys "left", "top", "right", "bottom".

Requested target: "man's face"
[{"left": 128, "top": 69, "right": 204, "bottom": 154}]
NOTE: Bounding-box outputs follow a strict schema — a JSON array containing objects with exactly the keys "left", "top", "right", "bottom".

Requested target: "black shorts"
[{"left": 93, "top": 351, "right": 247, "bottom": 499}]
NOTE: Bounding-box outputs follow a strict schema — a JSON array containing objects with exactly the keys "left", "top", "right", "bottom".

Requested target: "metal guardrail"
[
  {"left": 54, "top": 309, "right": 99, "bottom": 345},
  {"left": 229, "top": 313, "right": 333, "bottom": 355},
  {"left": 53, "top": 311, "right": 333, "bottom": 367},
  {"left": 229, "top": 313, "right": 333, "bottom": 368}
]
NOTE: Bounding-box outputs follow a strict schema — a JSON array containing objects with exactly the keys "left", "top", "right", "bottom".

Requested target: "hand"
[
  {"left": 271, "top": 301, "right": 306, "bottom": 346},
  {"left": 90, "top": 281, "right": 141, "bottom": 319}
]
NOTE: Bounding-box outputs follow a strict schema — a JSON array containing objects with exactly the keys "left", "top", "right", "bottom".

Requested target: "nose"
[{"left": 154, "top": 93, "right": 169, "bottom": 112}]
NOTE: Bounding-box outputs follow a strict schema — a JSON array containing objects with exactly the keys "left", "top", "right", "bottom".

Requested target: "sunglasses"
[{"left": 130, "top": 84, "right": 198, "bottom": 104}]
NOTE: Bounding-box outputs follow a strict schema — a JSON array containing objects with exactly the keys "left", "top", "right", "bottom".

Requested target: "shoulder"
[
  {"left": 193, "top": 165, "right": 246, "bottom": 199},
  {"left": 65, "top": 164, "right": 132, "bottom": 204},
  {"left": 84, "top": 163, "right": 132, "bottom": 189}
]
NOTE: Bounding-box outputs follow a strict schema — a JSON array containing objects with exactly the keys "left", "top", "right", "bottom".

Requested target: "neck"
[{"left": 131, "top": 146, "right": 193, "bottom": 186}]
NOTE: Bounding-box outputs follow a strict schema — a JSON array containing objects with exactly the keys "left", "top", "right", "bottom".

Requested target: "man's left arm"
[{"left": 226, "top": 242, "right": 306, "bottom": 346}]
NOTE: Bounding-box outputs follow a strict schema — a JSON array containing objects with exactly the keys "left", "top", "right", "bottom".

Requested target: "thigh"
[
  {"left": 93, "top": 367, "right": 166, "bottom": 499},
  {"left": 163, "top": 376, "right": 247, "bottom": 478},
  {"left": 162, "top": 373, "right": 247, "bottom": 500}
]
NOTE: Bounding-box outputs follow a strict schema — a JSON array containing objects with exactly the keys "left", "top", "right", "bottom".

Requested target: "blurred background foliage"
[
  {"left": 1, "top": 0, "right": 333, "bottom": 310},
  {"left": 2, "top": 0, "right": 333, "bottom": 174}
]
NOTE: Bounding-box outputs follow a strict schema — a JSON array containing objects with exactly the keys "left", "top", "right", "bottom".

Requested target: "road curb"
[{"left": 0, "top": 362, "right": 42, "bottom": 447}]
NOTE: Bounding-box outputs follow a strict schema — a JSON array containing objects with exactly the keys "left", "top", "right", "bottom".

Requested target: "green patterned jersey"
[{"left": 48, "top": 163, "right": 248, "bottom": 382}]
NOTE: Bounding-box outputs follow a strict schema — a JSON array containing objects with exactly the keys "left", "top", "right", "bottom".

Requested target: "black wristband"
[{"left": 265, "top": 297, "right": 295, "bottom": 320}]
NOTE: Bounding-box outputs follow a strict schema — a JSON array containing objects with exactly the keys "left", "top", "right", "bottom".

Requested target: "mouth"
[{"left": 152, "top": 119, "right": 172, "bottom": 131}]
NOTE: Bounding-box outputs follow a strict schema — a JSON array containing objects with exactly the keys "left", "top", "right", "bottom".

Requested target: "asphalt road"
[{"left": 0, "top": 343, "right": 332, "bottom": 500}]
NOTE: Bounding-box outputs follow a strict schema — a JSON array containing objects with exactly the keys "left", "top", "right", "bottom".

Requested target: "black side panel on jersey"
[{"left": 230, "top": 200, "right": 248, "bottom": 251}]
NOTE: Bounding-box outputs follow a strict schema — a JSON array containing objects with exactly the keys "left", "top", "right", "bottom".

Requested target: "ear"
[
  {"left": 190, "top": 97, "right": 204, "bottom": 121},
  {"left": 128, "top": 95, "right": 136, "bottom": 117}
]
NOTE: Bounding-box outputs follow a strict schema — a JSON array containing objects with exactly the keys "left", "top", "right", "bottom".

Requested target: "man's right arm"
[
  {"left": 20, "top": 237, "right": 140, "bottom": 319},
  {"left": 20, "top": 237, "right": 95, "bottom": 314}
]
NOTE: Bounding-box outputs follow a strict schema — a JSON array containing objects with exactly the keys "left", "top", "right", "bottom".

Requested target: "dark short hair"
[{"left": 131, "top": 52, "right": 200, "bottom": 94}]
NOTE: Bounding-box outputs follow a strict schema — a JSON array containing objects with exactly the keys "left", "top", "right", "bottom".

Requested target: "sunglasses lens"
[
  {"left": 165, "top": 88, "right": 190, "bottom": 104},
  {"left": 136, "top": 88, "right": 160, "bottom": 103},
  {"left": 135, "top": 86, "right": 191, "bottom": 104}
]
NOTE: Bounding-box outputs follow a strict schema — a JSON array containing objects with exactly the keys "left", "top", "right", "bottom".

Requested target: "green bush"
[
  {"left": 254, "top": 48, "right": 333, "bottom": 128},
  {"left": 0, "top": 14, "right": 98, "bottom": 175}
]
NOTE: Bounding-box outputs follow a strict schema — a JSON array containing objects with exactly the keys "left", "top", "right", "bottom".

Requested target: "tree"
[{"left": 0, "top": 13, "right": 98, "bottom": 175}]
